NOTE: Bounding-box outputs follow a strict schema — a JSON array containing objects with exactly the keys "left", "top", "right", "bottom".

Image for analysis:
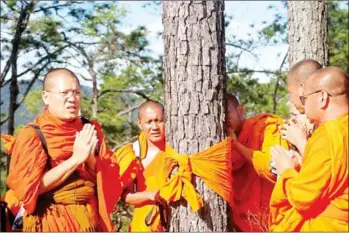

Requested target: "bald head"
[
  {"left": 226, "top": 93, "right": 240, "bottom": 108},
  {"left": 288, "top": 59, "right": 322, "bottom": 86},
  {"left": 303, "top": 66, "right": 348, "bottom": 125},
  {"left": 306, "top": 67, "right": 348, "bottom": 98},
  {"left": 43, "top": 68, "right": 80, "bottom": 91},
  {"left": 138, "top": 100, "right": 164, "bottom": 120}
]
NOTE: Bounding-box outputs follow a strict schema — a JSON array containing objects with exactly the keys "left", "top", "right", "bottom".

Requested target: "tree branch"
[
  {"left": 226, "top": 42, "right": 258, "bottom": 60},
  {"left": 272, "top": 52, "right": 288, "bottom": 114},
  {"left": 98, "top": 89, "right": 150, "bottom": 100},
  {"left": 17, "top": 45, "right": 71, "bottom": 78},
  {"left": 117, "top": 103, "right": 141, "bottom": 116},
  {"left": 15, "top": 61, "right": 50, "bottom": 109},
  {"left": 0, "top": 0, "right": 35, "bottom": 85},
  {"left": 0, "top": 115, "right": 9, "bottom": 126},
  {"left": 33, "top": 3, "right": 77, "bottom": 13},
  {"left": 227, "top": 69, "right": 278, "bottom": 75}
]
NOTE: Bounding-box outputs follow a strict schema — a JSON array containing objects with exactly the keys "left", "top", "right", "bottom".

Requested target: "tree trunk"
[
  {"left": 163, "top": 1, "right": 230, "bottom": 231},
  {"left": 287, "top": 1, "right": 328, "bottom": 67},
  {"left": 88, "top": 57, "right": 98, "bottom": 119},
  {"left": 7, "top": 2, "right": 34, "bottom": 135}
]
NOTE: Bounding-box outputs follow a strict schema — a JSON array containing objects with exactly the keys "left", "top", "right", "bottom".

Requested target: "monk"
[
  {"left": 6, "top": 68, "right": 120, "bottom": 231},
  {"left": 226, "top": 94, "right": 290, "bottom": 232},
  {"left": 116, "top": 100, "right": 170, "bottom": 232},
  {"left": 269, "top": 67, "right": 349, "bottom": 231},
  {"left": 115, "top": 100, "right": 234, "bottom": 231},
  {"left": 281, "top": 59, "right": 322, "bottom": 155}
]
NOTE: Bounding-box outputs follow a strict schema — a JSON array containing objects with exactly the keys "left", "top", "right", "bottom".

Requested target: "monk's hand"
[
  {"left": 71, "top": 124, "right": 98, "bottom": 165},
  {"left": 147, "top": 191, "right": 167, "bottom": 206},
  {"left": 280, "top": 119, "right": 307, "bottom": 149},
  {"left": 271, "top": 145, "right": 297, "bottom": 175},
  {"left": 227, "top": 127, "right": 237, "bottom": 143}
]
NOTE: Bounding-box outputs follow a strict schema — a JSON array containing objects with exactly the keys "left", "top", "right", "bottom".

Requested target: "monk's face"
[
  {"left": 302, "top": 79, "right": 324, "bottom": 125},
  {"left": 287, "top": 81, "right": 304, "bottom": 114},
  {"left": 138, "top": 106, "right": 165, "bottom": 143},
  {"left": 42, "top": 75, "right": 81, "bottom": 122},
  {"left": 226, "top": 101, "right": 244, "bottom": 134},
  {"left": 289, "top": 102, "right": 313, "bottom": 130}
]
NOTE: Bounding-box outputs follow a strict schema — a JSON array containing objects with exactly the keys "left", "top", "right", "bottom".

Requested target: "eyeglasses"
[
  {"left": 46, "top": 90, "right": 82, "bottom": 99},
  {"left": 299, "top": 90, "right": 331, "bottom": 105}
]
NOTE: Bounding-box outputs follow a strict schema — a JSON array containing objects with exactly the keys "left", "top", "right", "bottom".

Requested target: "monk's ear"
[
  {"left": 237, "top": 104, "right": 244, "bottom": 115},
  {"left": 42, "top": 91, "right": 49, "bottom": 105},
  {"left": 320, "top": 91, "right": 330, "bottom": 109}
]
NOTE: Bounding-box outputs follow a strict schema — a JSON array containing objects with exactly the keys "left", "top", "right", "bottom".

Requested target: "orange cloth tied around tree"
[
  {"left": 115, "top": 132, "right": 233, "bottom": 231},
  {"left": 269, "top": 114, "right": 348, "bottom": 231}
]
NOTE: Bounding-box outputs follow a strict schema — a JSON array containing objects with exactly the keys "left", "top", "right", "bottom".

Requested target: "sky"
[
  {"left": 0, "top": 1, "right": 289, "bottom": 87},
  {"left": 117, "top": 1, "right": 288, "bottom": 83}
]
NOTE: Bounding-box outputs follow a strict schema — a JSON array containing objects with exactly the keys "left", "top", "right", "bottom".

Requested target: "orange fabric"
[
  {"left": 115, "top": 132, "right": 233, "bottom": 231},
  {"left": 6, "top": 109, "right": 120, "bottom": 231},
  {"left": 0, "top": 134, "right": 16, "bottom": 154},
  {"left": 232, "top": 113, "right": 290, "bottom": 232},
  {"left": 269, "top": 114, "right": 348, "bottom": 231}
]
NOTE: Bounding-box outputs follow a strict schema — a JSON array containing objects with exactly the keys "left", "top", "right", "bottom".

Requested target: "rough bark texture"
[
  {"left": 287, "top": 1, "right": 328, "bottom": 67},
  {"left": 163, "top": 1, "right": 230, "bottom": 231}
]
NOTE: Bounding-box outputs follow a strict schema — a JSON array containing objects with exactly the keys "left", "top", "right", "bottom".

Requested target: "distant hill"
[{"left": 0, "top": 79, "right": 92, "bottom": 134}]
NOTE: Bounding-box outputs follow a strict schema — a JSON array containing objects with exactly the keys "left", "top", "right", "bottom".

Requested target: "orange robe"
[
  {"left": 6, "top": 109, "right": 121, "bottom": 231},
  {"left": 114, "top": 132, "right": 234, "bottom": 232},
  {"left": 232, "top": 113, "right": 290, "bottom": 232},
  {"left": 269, "top": 114, "right": 348, "bottom": 231}
]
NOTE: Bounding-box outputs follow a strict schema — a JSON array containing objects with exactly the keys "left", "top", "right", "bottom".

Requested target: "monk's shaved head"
[
  {"left": 43, "top": 68, "right": 80, "bottom": 91},
  {"left": 227, "top": 93, "right": 240, "bottom": 108},
  {"left": 288, "top": 59, "right": 322, "bottom": 86},
  {"left": 138, "top": 100, "right": 164, "bottom": 120},
  {"left": 306, "top": 67, "right": 349, "bottom": 98},
  {"left": 303, "top": 66, "right": 348, "bottom": 125}
]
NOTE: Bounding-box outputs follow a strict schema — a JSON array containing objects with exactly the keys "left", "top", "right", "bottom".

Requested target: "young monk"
[
  {"left": 226, "top": 94, "right": 290, "bottom": 232},
  {"left": 6, "top": 68, "right": 120, "bottom": 231},
  {"left": 270, "top": 67, "right": 349, "bottom": 231},
  {"left": 119, "top": 100, "right": 168, "bottom": 232},
  {"left": 115, "top": 100, "right": 234, "bottom": 232}
]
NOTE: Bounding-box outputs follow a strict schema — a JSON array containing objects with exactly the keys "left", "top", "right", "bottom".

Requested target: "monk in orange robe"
[
  {"left": 6, "top": 68, "right": 120, "bottom": 231},
  {"left": 280, "top": 59, "right": 322, "bottom": 155},
  {"left": 269, "top": 67, "right": 349, "bottom": 231},
  {"left": 117, "top": 100, "right": 169, "bottom": 232},
  {"left": 226, "top": 94, "right": 290, "bottom": 232},
  {"left": 115, "top": 100, "right": 234, "bottom": 231}
]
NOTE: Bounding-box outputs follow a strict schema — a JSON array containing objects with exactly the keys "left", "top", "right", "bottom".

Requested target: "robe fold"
[
  {"left": 269, "top": 114, "right": 348, "bottom": 231},
  {"left": 232, "top": 113, "right": 290, "bottom": 232},
  {"left": 114, "top": 132, "right": 233, "bottom": 231},
  {"left": 4, "top": 109, "right": 121, "bottom": 231}
]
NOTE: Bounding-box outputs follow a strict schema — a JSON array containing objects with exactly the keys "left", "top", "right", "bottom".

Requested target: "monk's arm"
[
  {"left": 37, "top": 157, "right": 81, "bottom": 195},
  {"left": 277, "top": 134, "right": 331, "bottom": 212},
  {"left": 234, "top": 124, "right": 289, "bottom": 181},
  {"left": 122, "top": 183, "right": 158, "bottom": 206}
]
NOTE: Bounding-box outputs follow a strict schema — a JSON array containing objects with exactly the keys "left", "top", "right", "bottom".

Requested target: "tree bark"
[
  {"left": 163, "top": 1, "right": 230, "bottom": 231},
  {"left": 88, "top": 57, "right": 98, "bottom": 119},
  {"left": 287, "top": 1, "right": 328, "bottom": 67}
]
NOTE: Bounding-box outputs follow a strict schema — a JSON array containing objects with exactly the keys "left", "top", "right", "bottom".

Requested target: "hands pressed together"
[
  {"left": 71, "top": 124, "right": 99, "bottom": 169},
  {"left": 279, "top": 118, "right": 308, "bottom": 155}
]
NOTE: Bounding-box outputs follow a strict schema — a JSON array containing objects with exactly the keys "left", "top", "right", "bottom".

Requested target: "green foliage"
[
  {"left": 328, "top": 1, "right": 349, "bottom": 73},
  {"left": 23, "top": 87, "right": 44, "bottom": 116}
]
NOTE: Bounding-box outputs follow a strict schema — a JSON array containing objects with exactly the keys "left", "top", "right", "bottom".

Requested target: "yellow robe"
[
  {"left": 232, "top": 113, "right": 290, "bottom": 231},
  {"left": 114, "top": 132, "right": 234, "bottom": 232},
  {"left": 269, "top": 114, "right": 348, "bottom": 231}
]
